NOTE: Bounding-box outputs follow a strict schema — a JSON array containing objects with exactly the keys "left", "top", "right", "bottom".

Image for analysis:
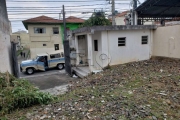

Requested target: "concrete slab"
[{"left": 26, "top": 73, "right": 78, "bottom": 90}]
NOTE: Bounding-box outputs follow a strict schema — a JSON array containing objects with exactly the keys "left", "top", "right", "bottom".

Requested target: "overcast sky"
[{"left": 6, "top": 0, "right": 145, "bottom": 32}]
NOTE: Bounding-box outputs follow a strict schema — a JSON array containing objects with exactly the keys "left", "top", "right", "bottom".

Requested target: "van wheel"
[
  {"left": 57, "top": 63, "right": 64, "bottom": 70},
  {"left": 26, "top": 68, "right": 34, "bottom": 75}
]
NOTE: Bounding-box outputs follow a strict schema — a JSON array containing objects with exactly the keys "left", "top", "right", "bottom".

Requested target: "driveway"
[
  {"left": 19, "top": 67, "right": 65, "bottom": 79},
  {"left": 19, "top": 69, "right": 78, "bottom": 95},
  {"left": 26, "top": 71, "right": 75, "bottom": 90}
]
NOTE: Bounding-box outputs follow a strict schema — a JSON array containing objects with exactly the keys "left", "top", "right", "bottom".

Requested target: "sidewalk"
[{"left": 18, "top": 49, "right": 30, "bottom": 63}]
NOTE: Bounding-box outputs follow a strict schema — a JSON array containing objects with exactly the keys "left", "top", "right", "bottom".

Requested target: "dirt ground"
[{"left": 4, "top": 58, "right": 180, "bottom": 120}]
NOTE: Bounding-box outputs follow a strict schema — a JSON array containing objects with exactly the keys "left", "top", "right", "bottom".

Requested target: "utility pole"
[
  {"left": 62, "top": 5, "right": 72, "bottom": 75},
  {"left": 112, "top": 0, "right": 115, "bottom": 25},
  {"left": 63, "top": 5, "right": 67, "bottom": 41},
  {"left": 133, "top": 0, "right": 137, "bottom": 25}
]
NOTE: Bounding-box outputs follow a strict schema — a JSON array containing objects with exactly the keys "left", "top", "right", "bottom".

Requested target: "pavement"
[
  {"left": 19, "top": 69, "right": 78, "bottom": 95},
  {"left": 17, "top": 49, "right": 79, "bottom": 95},
  {"left": 25, "top": 70, "right": 73, "bottom": 90}
]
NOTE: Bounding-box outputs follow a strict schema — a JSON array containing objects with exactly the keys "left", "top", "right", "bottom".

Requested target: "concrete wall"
[
  {"left": 92, "top": 31, "right": 102, "bottom": 69},
  {"left": 28, "top": 24, "right": 63, "bottom": 58},
  {"left": 101, "top": 30, "right": 152, "bottom": 66},
  {"left": 0, "top": 0, "right": 12, "bottom": 73},
  {"left": 153, "top": 25, "right": 180, "bottom": 58}
]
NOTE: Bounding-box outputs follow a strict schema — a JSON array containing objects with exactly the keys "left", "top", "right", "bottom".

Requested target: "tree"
[{"left": 81, "top": 11, "right": 111, "bottom": 27}]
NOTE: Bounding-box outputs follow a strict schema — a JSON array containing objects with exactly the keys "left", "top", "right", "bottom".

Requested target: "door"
[{"left": 37, "top": 56, "right": 45, "bottom": 71}]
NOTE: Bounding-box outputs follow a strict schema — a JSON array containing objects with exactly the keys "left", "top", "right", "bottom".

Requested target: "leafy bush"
[
  {"left": 0, "top": 72, "right": 54, "bottom": 115},
  {"left": 80, "top": 11, "right": 111, "bottom": 27}
]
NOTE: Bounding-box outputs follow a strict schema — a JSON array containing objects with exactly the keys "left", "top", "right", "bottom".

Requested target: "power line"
[
  {"left": 7, "top": 3, "right": 129, "bottom": 8},
  {"left": 7, "top": 10, "right": 111, "bottom": 12},
  {"left": 7, "top": 0, "right": 131, "bottom": 2}
]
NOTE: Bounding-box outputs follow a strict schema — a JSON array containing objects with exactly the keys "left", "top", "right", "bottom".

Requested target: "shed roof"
[
  {"left": 72, "top": 25, "right": 157, "bottom": 34},
  {"left": 136, "top": 0, "right": 180, "bottom": 18}
]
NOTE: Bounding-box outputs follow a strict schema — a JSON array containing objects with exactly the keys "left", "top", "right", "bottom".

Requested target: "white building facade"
[{"left": 71, "top": 25, "right": 156, "bottom": 75}]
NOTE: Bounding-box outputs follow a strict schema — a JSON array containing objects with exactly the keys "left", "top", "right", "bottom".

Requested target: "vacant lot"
[{"left": 4, "top": 58, "right": 180, "bottom": 120}]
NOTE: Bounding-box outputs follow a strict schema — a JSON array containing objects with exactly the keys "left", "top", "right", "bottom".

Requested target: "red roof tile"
[
  {"left": 23, "top": 15, "right": 84, "bottom": 24},
  {"left": 23, "top": 15, "right": 62, "bottom": 23},
  {"left": 22, "top": 15, "right": 85, "bottom": 29},
  {"left": 116, "top": 11, "right": 129, "bottom": 18},
  {"left": 66, "top": 16, "right": 85, "bottom": 23}
]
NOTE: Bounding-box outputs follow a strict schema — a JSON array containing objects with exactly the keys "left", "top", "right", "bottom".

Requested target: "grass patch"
[{"left": 0, "top": 72, "right": 54, "bottom": 115}]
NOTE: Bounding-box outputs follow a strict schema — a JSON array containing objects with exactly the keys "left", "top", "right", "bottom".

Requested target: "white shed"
[{"left": 70, "top": 25, "right": 157, "bottom": 77}]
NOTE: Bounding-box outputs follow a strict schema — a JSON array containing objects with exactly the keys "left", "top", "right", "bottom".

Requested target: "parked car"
[{"left": 20, "top": 52, "right": 65, "bottom": 75}]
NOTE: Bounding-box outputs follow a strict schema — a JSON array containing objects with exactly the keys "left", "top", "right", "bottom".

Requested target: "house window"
[
  {"left": 34, "top": 28, "right": 46, "bottom": 34},
  {"left": 53, "top": 27, "right": 59, "bottom": 34},
  {"left": 118, "top": 37, "right": 126, "bottom": 46},
  {"left": 50, "top": 53, "right": 61, "bottom": 59},
  {"left": 94, "top": 40, "right": 98, "bottom": 51},
  {"left": 142, "top": 36, "right": 148, "bottom": 44},
  {"left": 43, "top": 44, "right": 46, "bottom": 46},
  {"left": 54, "top": 44, "right": 59, "bottom": 51}
]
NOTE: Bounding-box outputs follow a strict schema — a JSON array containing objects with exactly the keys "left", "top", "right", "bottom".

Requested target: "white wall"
[
  {"left": 0, "top": 31, "right": 12, "bottom": 73},
  {"left": 0, "top": 1, "right": 12, "bottom": 74},
  {"left": 153, "top": 25, "right": 180, "bottom": 58},
  {"left": 92, "top": 31, "right": 102, "bottom": 69},
  {"left": 101, "top": 30, "right": 152, "bottom": 66}
]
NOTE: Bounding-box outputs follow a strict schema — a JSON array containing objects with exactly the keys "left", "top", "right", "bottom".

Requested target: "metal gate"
[
  {"left": 63, "top": 40, "right": 72, "bottom": 76},
  {"left": 11, "top": 42, "right": 19, "bottom": 78}
]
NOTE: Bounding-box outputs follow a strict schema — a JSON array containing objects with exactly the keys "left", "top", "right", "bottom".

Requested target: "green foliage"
[
  {"left": 16, "top": 50, "right": 23, "bottom": 57},
  {"left": 81, "top": 12, "right": 111, "bottom": 27},
  {"left": 26, "top": 50, "right": 30, "bottom": 59},
  {"left": 0, "top": 72, "right": 54, "bottom": 115}
]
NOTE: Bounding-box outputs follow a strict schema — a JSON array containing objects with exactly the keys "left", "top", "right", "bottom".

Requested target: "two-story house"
[{"left": 23, "top": 16, "right": 63, "bottom": 59}]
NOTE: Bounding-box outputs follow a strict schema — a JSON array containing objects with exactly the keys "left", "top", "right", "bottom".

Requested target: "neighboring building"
[
  {"left": 10, "top": 34, "right": 21, "bottom": 50},
  {"left": 60, "top": 16, "right": 84, "bottom": 46},
  {"left": 70, "top": 25, "right": 156, "bottom": 77},
  {"left": 23, "top": 16, "right": 63, "bottom": 59},
  {"left": 11, "top": 31, "right": 30, "bottom": 50},
  {"left": 22, "top": 16, "right": 84, "bottom": 59},
  {"left": 0, "top": 0, "right": 12, "bottom": 73},
  {"left": 115, "top": 11, "right": 130, "bottom": 25},
  {"left": 114, "top": 11, "right": 154, "bottom": 25}
]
